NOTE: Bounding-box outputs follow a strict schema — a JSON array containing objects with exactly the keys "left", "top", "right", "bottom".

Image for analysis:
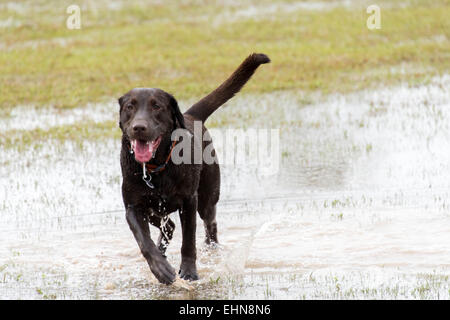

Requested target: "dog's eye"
[
  {"left": 126, "top": 105, "right": 134, "bottom": 111},
  {"left": 153, "top": 104, "right": 160, "bottom": 110}
]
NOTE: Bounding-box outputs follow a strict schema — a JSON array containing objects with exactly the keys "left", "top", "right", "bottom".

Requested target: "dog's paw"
[
  {"left": 179, "top": 259, "right": 199, "bottom": 281},
  {"left": 150, "top": 255, "right": 176, "bottom": 285}
]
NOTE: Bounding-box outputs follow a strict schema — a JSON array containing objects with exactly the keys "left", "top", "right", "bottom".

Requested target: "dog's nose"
[
  {"left": 132, "top": 120, "right": 147, "bottom": 133},
  {"left": 132, "top": 123, "right": 147, "bottom": 133}
]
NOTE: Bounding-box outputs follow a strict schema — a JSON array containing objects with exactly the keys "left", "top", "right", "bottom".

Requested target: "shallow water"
[{"left": 1, "top": 76, "right": 449, "bottom": 299}]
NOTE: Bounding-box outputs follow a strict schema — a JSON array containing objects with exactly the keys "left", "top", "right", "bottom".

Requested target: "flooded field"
[{"left": 1, "top": 76, "right": 449, "bottom": 299}]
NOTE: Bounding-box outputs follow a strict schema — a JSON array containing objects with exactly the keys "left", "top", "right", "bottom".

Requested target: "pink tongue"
[{"left": 134, "top": 140, "right": 153, "bottom": 163}]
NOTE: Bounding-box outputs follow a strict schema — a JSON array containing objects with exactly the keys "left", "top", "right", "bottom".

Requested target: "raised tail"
[{"left": 184, "top": 53, "right": 270, "bottom": 122}]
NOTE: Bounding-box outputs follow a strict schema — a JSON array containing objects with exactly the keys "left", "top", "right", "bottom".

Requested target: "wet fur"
[{"left": 119, "top": 53, "right": 270, "bottom": 284}]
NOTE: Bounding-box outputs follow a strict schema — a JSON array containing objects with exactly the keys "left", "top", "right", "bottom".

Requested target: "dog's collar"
[{"left": 144, "top": 140, "right": 177, "bottom": 174}]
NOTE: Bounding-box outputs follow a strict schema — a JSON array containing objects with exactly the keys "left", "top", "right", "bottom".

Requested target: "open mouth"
[{"left": 131, "top": 136, "right": 162, "bottom": 163}]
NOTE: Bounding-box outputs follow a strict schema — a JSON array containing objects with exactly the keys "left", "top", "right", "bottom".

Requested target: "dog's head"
[{"left": 118, "top": 88, "right": 185, "bottom": 163}]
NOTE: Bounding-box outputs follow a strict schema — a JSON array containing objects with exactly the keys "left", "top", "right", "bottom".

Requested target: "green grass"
[
  {"left": 0, "top": 119, "right": 119, "bottom": 149},
  {"left": 0, "top": 0, "right": 449, "bottom": 113}
]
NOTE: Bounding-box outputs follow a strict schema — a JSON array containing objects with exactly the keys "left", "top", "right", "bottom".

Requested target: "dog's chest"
[
  {"left": 140, "top": 173, "right": 184, "bottom": 215},
  {"left": 145, "top": 189, "right": 182, "bottom": 215}
]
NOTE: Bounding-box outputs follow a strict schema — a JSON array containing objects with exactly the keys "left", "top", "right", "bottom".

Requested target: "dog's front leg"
[
  {"left": 179, "top": 195, "right": 199, "bottom": 281},
  {"left": 126, "top": 205, "right": 176, "bottom": 284}
]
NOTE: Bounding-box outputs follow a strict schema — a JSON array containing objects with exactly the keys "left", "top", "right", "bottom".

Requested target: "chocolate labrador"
[{"left": 118, "top": 53, "right": 270, "bottom": 284}]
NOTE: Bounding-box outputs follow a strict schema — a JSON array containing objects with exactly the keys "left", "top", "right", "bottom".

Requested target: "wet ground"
[{"left": 1, "top": 75, "right": 449, "bottom": 299}]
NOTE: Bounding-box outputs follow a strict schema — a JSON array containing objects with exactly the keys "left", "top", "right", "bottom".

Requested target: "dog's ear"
[
  {"left": 118, "top": 95, "right": 125, "bottom": 111},
  {"left": 118, "top": 95, "right": 125, "bottom": 130},
  {"left": 168, "top": 94, "right": 185, "bottom": 129}
]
